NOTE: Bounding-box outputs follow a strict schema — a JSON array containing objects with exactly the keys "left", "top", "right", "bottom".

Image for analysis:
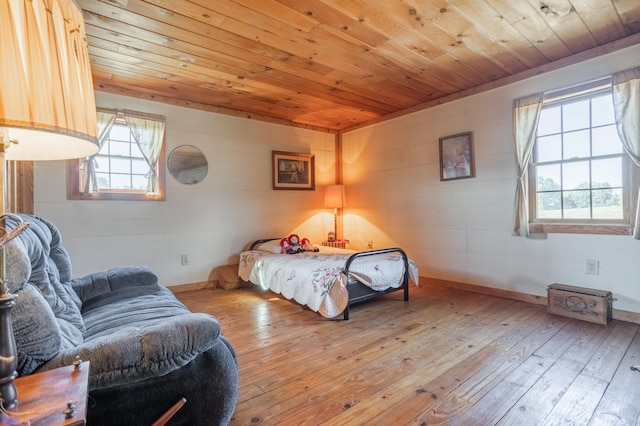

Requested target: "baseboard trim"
[
  {"left": 168, "top": 281, "right": 213, "bottom": 293},
  {"left": 167, "top": 275, "right": 639, "bottom": 324},
  {"left": 422, "top": 276, "right": 640, "bottom": 325}
]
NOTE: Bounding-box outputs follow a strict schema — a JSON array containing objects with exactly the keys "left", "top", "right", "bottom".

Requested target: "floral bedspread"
[{"left": 238, "top": 247, "right": 419, "bottom": 318}]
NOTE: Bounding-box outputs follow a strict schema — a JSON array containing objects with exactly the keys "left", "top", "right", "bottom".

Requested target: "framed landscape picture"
[
  {"left": 439, "top": 131, "right": 475, "bottom": 181},
  {"left": 272, "top": 150, "right": 315, "bottom": 190}
]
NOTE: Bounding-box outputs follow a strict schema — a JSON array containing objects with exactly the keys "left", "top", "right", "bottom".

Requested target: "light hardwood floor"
[{"left": 176, "top": 281, "right": 640, "bottom": 425}]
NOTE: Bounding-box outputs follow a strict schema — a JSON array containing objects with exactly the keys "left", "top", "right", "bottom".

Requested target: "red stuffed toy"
[
  {"left": 280, "top": 234, "right": 318, "bottom": 254},
  {"left": 301, "top": 238, "right": 315, "bottom": 251}
]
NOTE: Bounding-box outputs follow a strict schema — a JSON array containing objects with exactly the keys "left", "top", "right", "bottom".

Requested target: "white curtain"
[
  {"left": 81, "top": 108, "right": 117, "bottom": 193},
  {"left": 123, "top": 110, "right": 165, "bottom": 193},
  {"left": 512, "top": 94, "right": 543, "bottom": 236},
  {"left": 612, "top": 67, "right": 640, "bottom": 239}
]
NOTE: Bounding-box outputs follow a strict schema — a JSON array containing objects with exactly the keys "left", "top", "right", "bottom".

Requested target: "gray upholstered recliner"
[{"left": 6, "top": 214, "right": 238, "bottom": 425}]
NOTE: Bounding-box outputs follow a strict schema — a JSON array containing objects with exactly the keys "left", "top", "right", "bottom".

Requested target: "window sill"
[
  {"left": 529, "top": 223, "right": 632, "bottom": 236},
  {"left": 67, "top": 191, "right": 165, "bottom": 201},
  {"left": 66, "top": 158, "right": 166, "bottom": 202}
]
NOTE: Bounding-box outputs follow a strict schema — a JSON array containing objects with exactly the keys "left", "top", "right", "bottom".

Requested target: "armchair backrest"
[{"left": 6, "top": 214, "right": 86, "bottom": 374}]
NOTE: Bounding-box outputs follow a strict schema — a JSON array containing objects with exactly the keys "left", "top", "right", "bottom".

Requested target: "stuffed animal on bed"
[
  {"left": 280, "top": 234, "right": 319, "bottom": 254},
  {"left": 301, "top": 238, "right": 315, "bottom": 251}
]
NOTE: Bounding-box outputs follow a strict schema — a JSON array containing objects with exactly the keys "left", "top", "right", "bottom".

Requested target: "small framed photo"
[
  {"left": 272, "top": 150, "right": 315, "bottom": 190},
  {"left": 439, "top": 132, "right": 475, "bottom": 181}
]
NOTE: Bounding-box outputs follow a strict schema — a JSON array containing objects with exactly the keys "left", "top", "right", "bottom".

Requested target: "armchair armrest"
[
  {"left": 42, "top": 313, "right": 222, "bottom": 390},
  {"left": 71, "top": 265, "right": 159, "bottom": 303}
]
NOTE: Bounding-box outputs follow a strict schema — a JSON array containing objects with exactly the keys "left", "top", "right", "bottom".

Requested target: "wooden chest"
[{"left": 547, "top": 283, "right": 612, "bottom": 325}]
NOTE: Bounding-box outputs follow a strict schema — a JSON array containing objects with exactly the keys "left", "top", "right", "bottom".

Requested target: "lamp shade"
[
  {"left": 324, "top": 184, "right": 345, "bottom": 209},
  {"left": 0, "top": 0, "right": 99, "bottom": 160}
]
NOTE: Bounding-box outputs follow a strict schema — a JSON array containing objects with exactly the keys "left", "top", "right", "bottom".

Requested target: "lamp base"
[{"left": 0, "top": 294, "right": 18, "bottom": 409}]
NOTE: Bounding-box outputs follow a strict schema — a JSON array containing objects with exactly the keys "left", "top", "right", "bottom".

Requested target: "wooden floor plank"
[
  {"left": 583, "top": 322, "right": 638, "bottom": 381},
  {"left": 543, "top": 373, "right": 610, "bottom": 426},
  {"left": 496, "top": 320, "right": 616, "bottom": 425},
  {"left": 175, "top": 281, "right": 640, "bottom": 425},
  {"left": 417, "top": 311, "right": 571, "bottom": 425},
  {"left": 309, "top": 296, "right": 530, "bottom": 425},
  {"left": 589, "top": 328, "right": 640, "bottom": 425},
  {"left": 238, "top": 289, "right": 516, "bottom": 424}
]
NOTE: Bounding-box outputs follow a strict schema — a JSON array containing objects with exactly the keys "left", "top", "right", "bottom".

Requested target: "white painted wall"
[
  {"left": 35, "top": 93, "right": 336, "bottom": 286},
  {"left": 342, "top": 43, "right": 640, "bottom": 314},
  {"left": 33, "top": 45, "right": 640, "bottom": 314}
]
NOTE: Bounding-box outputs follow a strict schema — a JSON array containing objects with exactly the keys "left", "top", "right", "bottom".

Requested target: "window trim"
[
  {"left": 66, "top": 133, "right": 166, "bottom": 202},
  {"left": 527, "top": 223, "right": 633, "bottom": 235},
  {"left": 527, "top": 80, "right": 638, "bottom": 235}
]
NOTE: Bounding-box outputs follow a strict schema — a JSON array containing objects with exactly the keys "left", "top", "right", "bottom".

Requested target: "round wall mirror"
[{"left": 167, "top": 145, "right": 208, "bottom": 185}]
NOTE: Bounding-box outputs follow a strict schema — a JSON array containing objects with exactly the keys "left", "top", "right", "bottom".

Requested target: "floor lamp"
[
  {"left": 0, "top": 0, "right": 99, "bottom": 409},
  {"left": 324, "top": 184, "right": 345, "bottom": 241}
]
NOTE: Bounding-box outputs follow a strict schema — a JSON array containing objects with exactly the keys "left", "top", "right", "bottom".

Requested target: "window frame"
[
  {"left": 527, "top": 81, "right": 638, "bottom": 236},
  {"left": 67, "top": 113, "right": 166, "bottom": 201}
]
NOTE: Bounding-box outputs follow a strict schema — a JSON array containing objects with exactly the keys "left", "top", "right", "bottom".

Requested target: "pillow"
[
  {"left": 6, "top": 238, "right": 63, "bottom": 375},
  {"left": 254, "top": 239, "right": 282, "bottom": 254},
  {"left": 5, "top": 237, "right": 31, "bottom": 293},
  {"left": 12, "top": 283, "right": 62, "bottom": 375}
]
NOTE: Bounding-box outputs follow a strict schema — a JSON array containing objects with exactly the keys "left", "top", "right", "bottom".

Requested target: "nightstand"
[
  {"left": 0, "top": 362, "right": 89, "bottom": 425},
  {"left": 322, "top": 239, "right": 349, "bottom": 249}
]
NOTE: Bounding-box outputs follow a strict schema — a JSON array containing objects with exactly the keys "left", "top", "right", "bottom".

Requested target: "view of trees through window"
[
  {"left": 533, "top": 89, "right": 626, "bottom": 221},
  {"left": 95, "top": 121, "right": 148, "bottom": 190}
]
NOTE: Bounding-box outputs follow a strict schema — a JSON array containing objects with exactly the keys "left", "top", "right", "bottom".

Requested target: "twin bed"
[{"left": 238, "top": 239, "right": 419, "bottom": 319}]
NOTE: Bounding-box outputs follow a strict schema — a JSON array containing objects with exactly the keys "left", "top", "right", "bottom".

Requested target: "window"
[
  {"left": 94, "top": 120, "right": 149, "bottom": 190},
  {"left": 67, "top": 110, "right": 166, "bottom": 201},
  {"left": 528, "top": 81, "right": 637, "bottom": 234}
]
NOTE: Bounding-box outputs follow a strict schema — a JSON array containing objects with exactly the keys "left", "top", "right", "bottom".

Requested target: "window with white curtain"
[
  {"left": 94, "top": 118, "right": 149, "bottom": 191},
  {"left": 67, "top": 109, "right": 166, "bottom": 201},
  {"left": 528, "top": 79, "right": 638, "bottom": 234}
]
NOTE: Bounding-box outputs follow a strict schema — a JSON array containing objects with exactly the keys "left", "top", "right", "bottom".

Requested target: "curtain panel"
[
  {"left": 512, "top": 94, "right": 543, "bottom": 237},
  {"left": 612, "top": 66, "right": 640, "bottom": 239},
  {"left": 81, "top": 108, "right": 117, "bottom": 193},
  {"left": 123, "top": 110, "right": 165, "bottom": 194}
]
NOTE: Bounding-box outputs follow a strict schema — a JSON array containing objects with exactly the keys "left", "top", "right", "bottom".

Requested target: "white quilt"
[{"left": 238, "top": 245, "right": 419, "bottom": 318}]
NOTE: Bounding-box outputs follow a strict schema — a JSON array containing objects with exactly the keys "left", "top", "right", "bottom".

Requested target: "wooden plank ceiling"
[{"left": 79, "top": 0, "right": 640, "bottom": 132}]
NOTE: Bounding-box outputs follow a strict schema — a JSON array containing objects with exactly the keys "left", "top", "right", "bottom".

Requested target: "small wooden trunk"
[
  {"left": 547, "top": 283, "right": 612, "bottom": 325},
  {"left": 218, "top": 264, "right": 242, "bottom": 289}
]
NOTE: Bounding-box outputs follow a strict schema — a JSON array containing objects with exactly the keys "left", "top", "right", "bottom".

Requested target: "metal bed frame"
[{"left": 248, "top": 239, "right": 410, "bottom": 320}]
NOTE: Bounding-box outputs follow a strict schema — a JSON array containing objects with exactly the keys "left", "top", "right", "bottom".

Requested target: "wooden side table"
[
  {"left": 0, "top": 362, "right": 89, "bottom": 425},
  {"left": 322, "top": 239, "right": 349, "bottom": 249}
]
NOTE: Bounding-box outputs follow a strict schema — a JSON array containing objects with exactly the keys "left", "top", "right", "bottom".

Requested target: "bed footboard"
[{"left": 342, "top": 247, "right": 410, "bottom": 320}]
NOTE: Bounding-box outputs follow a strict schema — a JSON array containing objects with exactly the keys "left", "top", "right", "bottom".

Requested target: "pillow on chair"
[
  {"left": 12, "top": 283, "right": 62, "bottom": 375},
  {"left": 6, "top": 238, "right": 62, "bottom": 375}
]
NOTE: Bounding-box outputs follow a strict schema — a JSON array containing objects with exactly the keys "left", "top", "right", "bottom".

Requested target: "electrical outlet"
[
  {"left": 586, "top": 259, "right": 599, "bottom": 275},
  {"left": 181, "top": 254, "right": 190, "bottom": 266},
  {"left": 367, "top": 240, "right": 373, "bottom": 249}
]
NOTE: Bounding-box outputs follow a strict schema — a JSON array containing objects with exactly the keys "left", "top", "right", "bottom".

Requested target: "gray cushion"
[
  {"left": 9, "top": 215, "right": 85, "bottom": 343},
  {"left": 6, "top": 238, "right": 62, "bottom": 375},
  {"left": 11, "top": 283, "right": 62, "bottom": 375},
  {"left": 71, "top": 266, "right": 159, "bottom": 303},
  {"left": 5, "top": 236, "right": 30, "bottom": 294},
  {"left": 43, "top": 312, "right": 222, "bottom": 391}
]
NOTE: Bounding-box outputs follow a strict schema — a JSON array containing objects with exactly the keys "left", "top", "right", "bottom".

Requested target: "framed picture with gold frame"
[{"left": 272, "top": 150, "right": 315, "bottom": 190}]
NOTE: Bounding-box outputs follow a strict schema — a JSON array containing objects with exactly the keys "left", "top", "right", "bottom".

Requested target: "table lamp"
[
  {"left": 0, "top": 0, "right": 99, "bottom": 408},
  {"left": 324, "top": 184, "right": 345, "bottom": 241}
]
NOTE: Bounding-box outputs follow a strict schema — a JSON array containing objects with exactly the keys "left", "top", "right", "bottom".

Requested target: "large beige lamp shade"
[
  {"left": 0, "top": 0, "right": 99, "bottom": 410},
  {"left": 0, "top": 0, "right": 99, "bottom": 160}
]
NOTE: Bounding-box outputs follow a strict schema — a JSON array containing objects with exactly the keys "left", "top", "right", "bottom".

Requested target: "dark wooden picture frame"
[
  {"left": 272, "top": 150, "right": 315, "bottom": 190},
  {"left": 439, "top": 131, "right": 475, "bottom": 181}
]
